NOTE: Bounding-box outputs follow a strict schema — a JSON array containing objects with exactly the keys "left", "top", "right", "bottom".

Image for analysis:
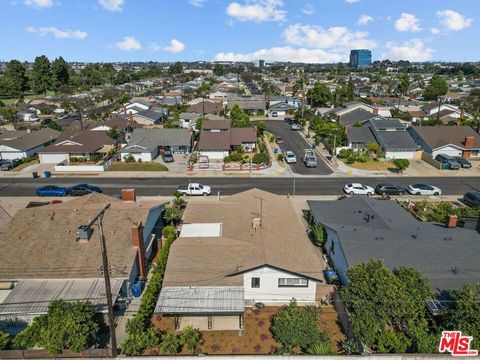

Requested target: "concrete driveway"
[{"left": 260, "top": 120, "right": 333, "bottom": 175}]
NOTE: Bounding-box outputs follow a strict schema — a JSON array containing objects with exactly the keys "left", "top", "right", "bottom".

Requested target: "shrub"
[
  {"left": 180, "top": 326, "right": 204, "bottom": 355},
  {"left": 124, "top": 154, "right": 135, "bottom": 163},
  {"left": 161, "top": 332, "right": 180, "bottom": 355},
  {"left": 338, "top": 148, "right": 353, "bottom": 159},
  {"left": 122, "top": 320, "right": 161, "bottom": 356},
  {"left": 162, "top": 225, "right": 176, "bottom": 240},
  {"left": 341, "top": 338, "right": 363, "bottom": 355},
  {"left": 306, "top": 342, "right": 336, "bottom": 355},
  {"left": 0, "top": 329, "right": 11, "bottom": 350},
  {"left": 346, "top": 155, "right": 357, "bottom": 164},
  {"left": 163, "top": 206, "right": 181, "bottom": 225},
  {"left": 310, "top": 224, "right": 326, "bottom": 247},
  {"left": 252, "top": 152, "right": 270, "bottom": 164},
  {"left": 229, "top": 152, "right": 243, "bottom": 162},
  {"left": 223, "top": 156, "right": 232, "bottom": 163},
  {"left": 268, "top": 134, "right": 274, "bottom": 142},
  {"left": 277, "top": 153, "right": 284, "bottom": 161},
  {"left": 356, "top": 154, "right": 369, "bottom": 163}
]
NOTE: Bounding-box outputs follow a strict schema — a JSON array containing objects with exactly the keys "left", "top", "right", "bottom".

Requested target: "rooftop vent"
[
  {"left": 76, "top": 225, "right": 93, "bottom": 243},
  {"left": 252, "top": 217, "right": 261, "bottom": 229}
]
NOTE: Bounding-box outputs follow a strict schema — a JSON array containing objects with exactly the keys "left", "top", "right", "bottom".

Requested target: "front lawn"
[
  {"left": 348, "top": 160, "right": 395, "bottom": 171},
  {"left": 107, "top": 163, "right": 168, "bottom": 171}
]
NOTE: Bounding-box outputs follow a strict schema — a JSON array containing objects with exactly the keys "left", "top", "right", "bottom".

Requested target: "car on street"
[
  {"left": 284, "top": 151, "right": 297, "bottom": 164},
  {"left": 303, "top": 149, "right": 317, "bottom": 167},
  {"left": 343, "top": 183, "right": 375, "bottom": 196},
  {"left": 375, "top": 183, "right": 405, "bottom": 196},
  {"left": 161, "top": 150, "right": 174, "bottom": 163},
  {"left": 463, "top": 192, "right": 480, "bottom": 208},
  {"left": 291, "top": 122, "right": 301, "bottom": 130},
  {"left": 453, "top": 156, "right": 472, "bottom": 168},
  {"left": 69, "top": 184, "right": 103, "bottom": 196},
  {"left": 275, "top": 136, "right": 284, "bottom": 145},
  {"left": 35, "top": 185, "right": 70, "bottom": 197},
  {"left": 177, "top": 183, "right": 211, "bottom": 196},
  {"left": 406, "top": 183, "right": 442, "bottom": 196}
]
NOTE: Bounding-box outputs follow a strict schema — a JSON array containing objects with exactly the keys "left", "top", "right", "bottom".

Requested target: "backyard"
[
  {"left": 150, "top": 306, "right": 345, "bottom": 355},
  {"left": 403, "top": 200, "right": 480, "bottom": 222}
]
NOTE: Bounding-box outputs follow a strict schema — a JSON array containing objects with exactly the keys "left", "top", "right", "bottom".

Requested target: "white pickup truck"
[{"left": 177, "top": 183, "right": 212, "bottom": 196}]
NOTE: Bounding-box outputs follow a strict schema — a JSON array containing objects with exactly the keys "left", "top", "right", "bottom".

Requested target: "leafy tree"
[
  {"left": 0, "top": 328, "right": 11, "bottom": 350},
  {"left": 367, "top": 142, "right": 379, "bottom": 153},
  {"left": 256, "top": 121, "right": 266, "bottom": 136},
  {"left": 107, "top": 125, "right": 120, "bottom": 140},
  {"left": 195, "top": 115, "right": 208, "bottom": 131},
  {"left": 14, "top": 300, "right": 99, "bottom": 355},
  {"left": 169, "top": 62, "right": 183, "bottom": 75},
  {"left": 4, "top": 60, "right": 28, "bottom": 98},
  {"left": 252, "top": 152, "right": 269, "bottom": 164},
  {"left": 444, "top": 283, "right": 480, "bottom": 350},
  {"left": 307, "top": 83, "right": 333, "bottom": 107},
  {"left": 423, "top": 75, "right": 448, "bottom": 101},
  {"left": 163, "top": 206, "right": 181, "bottom": 225},
  {"left": 0, "top": 106, "right": 19, "bottom": 126},
  {"left": 51, "top": 57, "right": 70, "bottom": 92},
  {"left": 31, "top": 55, "right": 52, "bottom": 95},
  {"left": 180, "top": 326, "right": 204, "bottom": 355},
  {"left": 271, "top": 300, "right": 323, "bottom": 351},
  {"left": 213, "top": 64, "right": 225, "bottom": 76},
  {"left": 161, "top": 332, "right": 181, "bottom": 354},
  {"left": 341, "top": 260, "right": 434, "bottom": 353},
  {"left": 393, "top": 158, "right": 410, "bottom": 173},
  {"left": 47, "top": 121, "right": 62, "bottom": 131},
  {"left": 346, "top": 77, "right": 355, "bottom": 101},
  {"left": 397, "top": 74, "right": 411, "bottom": 99},
  {"left": 230, "top": 104, "right": 250, "bottom": 127},
  {"left": 121, "top": 318, "right": 161, "bottom": 356}
]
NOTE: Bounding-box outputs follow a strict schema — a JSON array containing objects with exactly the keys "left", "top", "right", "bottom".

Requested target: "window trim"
[
  {"left": 251, "top": 277, "right": 260, "bottom": 288},
  {"left": 278, "top": 277, "right": 309, "bottom": 288}
]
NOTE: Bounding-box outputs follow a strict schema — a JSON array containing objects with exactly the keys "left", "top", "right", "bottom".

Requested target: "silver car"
[{"left": 285, "top": 151, "right": 297, "bottom": 164}]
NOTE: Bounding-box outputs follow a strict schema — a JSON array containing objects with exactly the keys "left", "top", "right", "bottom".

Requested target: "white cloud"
[
  {"left": 395, "top": 13, "right": 421, "bottom": 32},
  {"left": 26, "top": 26, "right": 87, "bottom": 39},
  {"left": 150, "top": 39, "right": 186, "bottom": 53},
  {"left": 163, "top": 39, "right": 186, "bottom": 53},
  {"left": 214, "top": 46, "right": 344, "bottom": 63},
  {"left": 283, "top": 23, "right": 376, "bottom": 51},
  {"left": 345, "top": 0, "right": 360, "bottom": 3},
  {"left": 115, "top": 36, "right": 141, "bottom": 51},
  {"left": 383, "top": 39, "right": 434, "bottom": 62},
  {"left": 436, "top": 10, "right": 473, "bottom": 31},
  {"left": 98, "top": 0, "right": 125, "bottom": 12},
  {"left": 189, "top": 0, "right": 205, "bottom": 7},
  {"left": 430, "top": 27, "right": 440, "bottom": 35},
  {"left": 226, "top": 0, "right": 286, "bottom": 23},
  {"left": 357, "top": 15, "right": 373, "bottom": 26},
  {"left": 23, "top": 0, "right": 53, "bottom": 8},
  {"left": 302, "top": 4, "right": 314, "bottom": 15}
]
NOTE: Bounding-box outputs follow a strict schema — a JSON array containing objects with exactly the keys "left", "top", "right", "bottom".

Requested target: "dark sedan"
[
  {"left": 375, "top": 183, "right": 405, "bottom": 196},
  {"left": 69, "top": 184, "right": 103, "bottom": 196},
  {"left": 36, "top": 185, "right": 70, "bottom": 197},
  {"left": 161, "top": 150, "right": 174, "bottom": 163}
]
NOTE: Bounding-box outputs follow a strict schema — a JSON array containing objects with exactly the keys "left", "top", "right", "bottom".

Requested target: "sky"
[{"left": 0, "top": 0, "right": 478, "bottom": 63}]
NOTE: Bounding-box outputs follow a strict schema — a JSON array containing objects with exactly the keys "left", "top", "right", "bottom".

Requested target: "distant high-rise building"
[
  {"left": 254, "top": 59, "right": 265, "bottom": 68},
  {"left": 349, "top": 49, "right": 372, "bottom": 69}
]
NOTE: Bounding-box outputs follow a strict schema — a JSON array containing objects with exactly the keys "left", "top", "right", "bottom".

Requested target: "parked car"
[
  {"left": 453, "top": 156, "right": 472, "bottom": 168},
  {"left": 303, "top": 149, "right": 317, "bottom": 167},
  {"left": 275, "top": 136, "right": 284, "bottom": 145},
  {"left": 291, "top": 122, "right": 300, "bottom": 130},
  {"left": 69, "top": 184, "right": 103, "bottom": 196},
  {"left": 162, "top": 150, "right": 174, "bottom": 163},
  {"left": 406, "top": 183, "right": 442, "bottom": 196},
  {"left": 0, "top": 159, "right": 21, "bottom": 171},
  {"left": 177, "top": 183, "right": 211, "bottom": 196},
  {"left": 375, "top": 183, "right": 405, "bottom": 196},
  {"left": 463, "top": 192, "right": 480, "bottom": 208},
  {"left": 284, "top": 151, "right": 297, "bottom": 164},
  {"left": 343, "top": 183, "right": 375, "bottom": 196},
  {"left": 35, "top": 185, "right": 70, "bottom": 197},
  {"left": 435, "top": 154, "right": 460, "bottom": 170}
]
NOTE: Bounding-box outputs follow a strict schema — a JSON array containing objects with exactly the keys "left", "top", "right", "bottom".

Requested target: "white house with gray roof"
[{"left": 0, "top": 128, "right": 61, "bottom": 160}]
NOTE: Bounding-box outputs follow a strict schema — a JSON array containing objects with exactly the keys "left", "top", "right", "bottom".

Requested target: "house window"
[
  {"left": 471, "top": 150, "right": 480, "bottom": 157},
  {"left": 251, "top": 277, "right": 260, "bottom": 288},
  {"left": 278, "top": 278, "right": 308, "bottom": 287}
]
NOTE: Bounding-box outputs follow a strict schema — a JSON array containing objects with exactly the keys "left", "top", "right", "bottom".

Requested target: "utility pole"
[
  {"left": 85, "top": 204, "right": 117, "bottom": 357},
  {"left": 436, "top": 96, "right": 444, "bottom": 123}
]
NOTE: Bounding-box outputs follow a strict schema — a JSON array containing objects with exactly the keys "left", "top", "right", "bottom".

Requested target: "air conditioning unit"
[{"left": 76, "top": 225, "right": 93, "bottom": 241}]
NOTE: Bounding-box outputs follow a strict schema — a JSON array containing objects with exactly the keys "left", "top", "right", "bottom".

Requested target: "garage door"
[
  {"left": 433, "top": 148, "right": 462, "bottom": 158},
  {"left": 39, "top": 153, "right": 68, "bottom": 164}
]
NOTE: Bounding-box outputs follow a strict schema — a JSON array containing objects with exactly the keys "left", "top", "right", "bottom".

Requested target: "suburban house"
[
  {"left": 267, "top": 102, "right": 298, "bottom": 118},
  {"left": 268, "top": 96, "right": 301, "bottom": 108},
  {"left": 308, "top": 196, "right": 480, "bottom": 292},
  {"left": 407, "top": 126, "right": 480, "bottom": 158},
  {"left": 421, "top": 103, "right": 471, "bottom": 119},
  {"left": 178, "top": 113, "right": 224, "bottom": 130},
  {"left": 156, "top": 95, "right": 183, "bottom": 106},
  {"left": 347, "top": 118, "right": 420, "bottom": 159},
  {"left": 38, "top": 129, "right": 115, "bottom": 164},
  {"left": 337, "top": 108, "right": 376, "bottom": 128},
  {"left": 187, "top": 98, "right": 223, "bottom": 115},
  {"left": 226, "top": 95, "right": 265, "bottom": 115},
  {"left": 120, "top": 128, "right": 193, "bottom": 162},
  {"left": 121, "top": 100, "right": 168, "bottom": 125},
  {"left": 155, "top": 189, "right": 329, "bottom": 331},
  {"left": 0, "top": 128, "right": 61, "bottom": 160},
  {"left": 198, "top": 120, "right": 257, "bottom": 160},
  {"left": 324, "top": 102, "right": 377, "bottom": 120},
  {"left": 0, "top": 192, "right": 164, "bottom": 334}
]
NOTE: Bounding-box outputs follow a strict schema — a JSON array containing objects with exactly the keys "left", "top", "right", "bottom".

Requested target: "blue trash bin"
[
  {"left": 274, "top": 147, "right": 279, "bottom": 154},
  {"left": 132, "top": 281, "right": 142, "bottom": 298},
  {"left": 44, "top": 171, "right": 51, "bottom": 178}
]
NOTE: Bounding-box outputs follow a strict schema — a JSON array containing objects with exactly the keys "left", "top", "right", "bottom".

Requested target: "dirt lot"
[{"left": 150, "top": 305, "right": 345, "bottom": 355}]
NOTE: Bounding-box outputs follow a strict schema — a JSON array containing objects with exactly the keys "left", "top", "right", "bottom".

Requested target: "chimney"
[
  {"left": 121, "top": 189, "right": 136, "bottom": 202},
  {"left": 373, "top": 108, "right": 379, "bottom": 115},
  {"left": 464, "top": 136, "right": 475, "bottom": 148},
  {"left": 132, "top": 223, "right": 147, "bottom": 280},
  {"left": 446, "top": 215, "right": 458, "bottom": 228}
]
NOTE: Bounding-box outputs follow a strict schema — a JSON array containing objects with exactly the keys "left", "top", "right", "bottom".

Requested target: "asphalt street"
[
  {"left": 260, "top": 120, "right": 333, "bottom": 175},
  {"left": 1, "top": 177, "right": 479, "bottom": 197}
]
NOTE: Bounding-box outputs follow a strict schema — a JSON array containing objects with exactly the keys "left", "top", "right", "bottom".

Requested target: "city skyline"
[{"left": 0, "top": 0, "right": 478, "bottom": 63}]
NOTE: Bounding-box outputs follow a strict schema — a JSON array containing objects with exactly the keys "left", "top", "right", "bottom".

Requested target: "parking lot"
[{"left": 260, "top": 120, "right": 333, "bottom": 175}]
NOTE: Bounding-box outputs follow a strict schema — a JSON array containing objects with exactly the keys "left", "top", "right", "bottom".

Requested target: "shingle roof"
[
  {"left": 338, "top": 109, "right": 374, "bottom": 127},
  {"left": 375, "top": 130, "right": 419, "bottom": 151},
  {"left": 198, "top": 131, "right": 231, "bottom": 151},
  {"left": 0, "top": 128, "right": 61, "bottom": 151},
  {"left": 231, "top": 128, "right": 257, "bottom": 145},
  {"left": 121, "top": 128, "right": 192, "bottom": 152},
  {"left": 0, "top": 193, "right": 161, "bottom": 280},
  {"left": 409, "top": 126, "right": 480, "bottom": 150},
  {"left": 347, "top": 126, "right": 375, "bottom": 144},
  {"left": 308, "top": 197, "right": 480, "bottom": 291},
  {"left": 163, "top": 189, "right": 326, "bottom": 288}
]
